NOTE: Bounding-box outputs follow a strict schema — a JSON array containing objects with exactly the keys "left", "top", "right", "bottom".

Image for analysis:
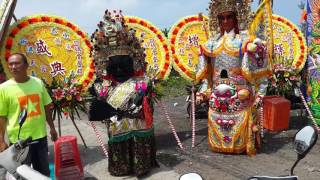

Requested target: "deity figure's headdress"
[
  {"left": 91, "top": 10, "right": 146, "bottom": 77},
  {"left": 208, "top": 0, "right": 253, "bottom": 33}
]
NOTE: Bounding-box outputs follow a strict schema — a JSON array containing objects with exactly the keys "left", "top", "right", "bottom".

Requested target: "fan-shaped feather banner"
[{"left": 0, "top": 14, "right": 95, "bottom": 87}]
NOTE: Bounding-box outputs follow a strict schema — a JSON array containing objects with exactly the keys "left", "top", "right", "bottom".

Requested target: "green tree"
[{"left": 161, "top": 27, "right": 170, "bottom": 38}]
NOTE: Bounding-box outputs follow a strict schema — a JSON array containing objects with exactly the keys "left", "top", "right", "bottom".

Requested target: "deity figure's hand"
[
  {"left": 247, "top": 38, "right": 266, "bottom": 68},
  {"left": 129, "top": 104, "right": 142, "bottom": 114}
]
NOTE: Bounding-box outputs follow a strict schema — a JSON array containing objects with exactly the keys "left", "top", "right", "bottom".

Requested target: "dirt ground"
[{"left": 153, "top": 96, "right": 320, "bottom": 180}]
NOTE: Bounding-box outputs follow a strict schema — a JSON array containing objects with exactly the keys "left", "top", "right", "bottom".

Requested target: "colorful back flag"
[{"left": 249, "top": 0, "right": 274, "bottom": 67}]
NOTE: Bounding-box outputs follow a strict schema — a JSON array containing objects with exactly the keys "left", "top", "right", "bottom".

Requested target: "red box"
[{"left": 263, "top": 96, "right": 291, "bottom": 131}]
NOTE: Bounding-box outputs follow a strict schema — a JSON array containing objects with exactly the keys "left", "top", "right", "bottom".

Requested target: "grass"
[{"left": 155, "top": 71, "right": 192, "bottom": 97}]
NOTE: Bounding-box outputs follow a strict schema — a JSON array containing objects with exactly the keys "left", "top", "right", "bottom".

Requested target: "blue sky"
[{"left": 8, "top": 0, "right": 304, "bottom": 33}]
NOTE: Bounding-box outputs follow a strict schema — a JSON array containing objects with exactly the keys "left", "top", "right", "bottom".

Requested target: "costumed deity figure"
[
  {"left": 89, "top": 10, "right": 157, "bottom": 176},
  {"left": 196, "top": 0, "right": 270, "bottom": 155}
]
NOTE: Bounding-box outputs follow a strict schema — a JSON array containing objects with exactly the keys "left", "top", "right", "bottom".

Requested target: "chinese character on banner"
[
  {"left": 65, "top": 44, "right": 72, "bottom": 51},
  {"left": 76, "top": 54, "right": 82, "bottom": 61},
  {"left": 50, "top": 61, "right": 65, "bottom": 77},
  {"left": 185, "top": 44, "right": 191, "bottom": 50},
  {"left": 26, "top": 46, "right": 34, "bottom": 54},
  {"left": 77, "top": 68, "right": 83, "bottom": 75},
  {"left": 54, "top": 38, "right": 62, "bottom": 45},
  {"left": 188, "top": 59, "right": 193, "bottom": 67},
  {"left": 31, "top": 71, "right": 37, "bottom": 77},
  {"left": 140, "top": 32, "right": 146, "bottom": 38},
  {"left": 178, "top": 39, "right": 184, "bottom": 45},
  {"left": 74, "top": 45, "right": 82, "bottom": 53},
  {"left": 289, "top": 48, "right": 294, "bottom": 60},
  {"left": 19, "top": 38, "right": 28, "bottom": 45},
  {"left": 179, "top": 48, "right": 185, "bottom": 55},
  {"left": 70, "top": 70, "right": 75, "bottom": 76},
  {"left": 40, "top": 65, "right": 47, "bottom": 73},
  {"left": 77, "top": 60, "right": 82, "bottom": 67},
  {"left": 153, "top": 56, "right": 158, "bottom": 63},
  {"left": 154, "top": 64, "right": 159, "bottom": 71},
  {"left": 51, "top": 27, "right": 58, "bottom": 35},
  {"left": 188, "top": 34, "right": 199, "bottom": 47},
  {"left": 73, "top": 40, "right": 80, "bottom": 46},
  {"left": 62, "top": 32, "right": 70, "bottom": 40},
  {"left": 152, "top": 48, "right": 157, "bottom": 55},
  {"left": 188, "top": 53, "right": 193, "bottom": 66},
  {"left": 149, "top": 39, "right": 156, "bottom": 48},
  {"left": 274, "top": 44, "right": 284, "bottom": 56},
  {"left": 30, "top": 60, "right": 36, "bottom": 67},
  {"left": 35, "top": 39, "right": 52, "bottom": 56}
]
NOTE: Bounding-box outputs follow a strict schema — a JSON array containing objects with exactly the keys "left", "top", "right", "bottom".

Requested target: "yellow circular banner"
[
  {"left": 124, "top": 16, "right": 171, "bottom": 79},
  {"left": 272, "top": 15, "right": 307, "bottom": 73},
  {"left": 0, "top": 15, "right": 95, "bottom": 87},
  {"left": 168, "top": 15, "right": 209, "bottom": 82},
  {"left": 169, "top": 14, "right": 307, "bottom": 80}
]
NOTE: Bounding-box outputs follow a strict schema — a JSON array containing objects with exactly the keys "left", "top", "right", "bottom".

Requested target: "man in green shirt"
[{"left": 0, "top": 53, "right": 57, "bottom": 177}]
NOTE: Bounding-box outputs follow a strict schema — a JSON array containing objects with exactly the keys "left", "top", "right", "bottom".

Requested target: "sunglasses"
[{"left": 218, "top": 14, "right": 235, "bottom": 21}]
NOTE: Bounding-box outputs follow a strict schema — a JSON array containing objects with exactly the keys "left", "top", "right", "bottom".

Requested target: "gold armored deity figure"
[{"left": 196, "top": 0, "right": 270, "bottom": 155}]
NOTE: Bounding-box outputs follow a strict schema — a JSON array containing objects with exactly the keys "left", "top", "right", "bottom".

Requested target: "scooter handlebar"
[
  {"left": 247, "top": 175, "right": 298, "bottom": 180},
  {"left": 15, "top": 136, "right": 32, "bottom": 149}
]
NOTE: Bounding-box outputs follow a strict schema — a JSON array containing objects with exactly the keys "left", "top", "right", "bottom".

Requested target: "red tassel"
[{"left": 143, "top": 96, "right": 153, "bottom": 128}]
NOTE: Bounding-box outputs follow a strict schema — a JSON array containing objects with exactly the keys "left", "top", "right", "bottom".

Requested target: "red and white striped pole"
[
  {"left": 191, "top": 86, "right": 196, "bottom": 148},
  {"left": 89, "top": 122, "right": 109, "bottom": 158},
  {"left": 260, "top": 106, "right": 264, "bottom": 138},
  {"left": 160, "top": 101, "right": 184, "bottom": 150}
]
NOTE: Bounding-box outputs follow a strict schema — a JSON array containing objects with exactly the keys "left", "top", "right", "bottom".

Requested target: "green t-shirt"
[{"left": 0, "top": 76, "right": 52, "bottom": 143}]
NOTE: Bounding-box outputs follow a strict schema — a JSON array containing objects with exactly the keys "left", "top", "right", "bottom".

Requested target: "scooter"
[
  {"left": 178, "top": 125, "right": 318, "bottom": 180},
  {"left": 247, "top": 125, "right": 318, "bottom": 180},
  {"left": 0, "top": 108, "right": 50, "bottom": 180}
]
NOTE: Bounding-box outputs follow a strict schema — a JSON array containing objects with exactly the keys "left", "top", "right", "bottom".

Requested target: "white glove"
[
  {"left": 110, "top": 115, "right": 118, "bottom": 123},
  {"left": 129, "top": 104, "right": 137, "bottom": 110},
  {"left": 132, "top": 106, "right": 142, "bottom": 114}
]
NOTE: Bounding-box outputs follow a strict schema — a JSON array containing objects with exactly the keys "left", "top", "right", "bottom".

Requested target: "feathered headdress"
[
  {"left": 208, "top": 0, "right": 253, "bottom": 33},
  {"left": 91, "top": 10, "right": 146, "bottom": 77}
]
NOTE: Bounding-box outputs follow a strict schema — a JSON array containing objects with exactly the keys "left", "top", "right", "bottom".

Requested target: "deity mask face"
[
  {"left": 218, "top": 11, "right": 238, "bottom": 34},
  {"left": 107, "top": 55, "right": 134, "bottom": 83}
]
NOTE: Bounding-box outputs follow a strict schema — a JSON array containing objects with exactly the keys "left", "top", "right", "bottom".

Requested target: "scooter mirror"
[
  {"left": 17, "top": 108, "right": 28, "bottom": 139},
  {"left": 18, "top": 108, "right": 28, "bottom": 127},
  {"left": 179, "top": 173, "right": 203, "bottom": 180},
  {"left": 294, "top": 126, "right": 318, "bottom": 157}
]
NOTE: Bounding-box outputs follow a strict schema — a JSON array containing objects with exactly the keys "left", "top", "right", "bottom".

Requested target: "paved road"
[
  {"left": 155, "top": 97, "right": 320, "bottom": 180},
  {"left": 48, "top": 96, "right": 320, "bottom": 180},
  {"left": 48, "top": 116, "right": 180, "bottom": 180}
]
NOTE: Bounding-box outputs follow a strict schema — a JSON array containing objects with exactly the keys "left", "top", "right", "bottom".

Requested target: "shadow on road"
[
  {"left": 260, "top": 115, "right": 309, "bottom": 154},
  {"left": 156, "top": 127, "right": 207, "bottom": 150}
]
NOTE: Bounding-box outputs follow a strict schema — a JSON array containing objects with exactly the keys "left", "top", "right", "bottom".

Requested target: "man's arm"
[
  {"left": 40, "top": 78, "right": 58, "bottom": 141},
  {"left": 0, "top": 116, "right": 8, "bottom": 152},
  {"left": 44, "top": 104, "right": 57, "bottom": 141}
]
